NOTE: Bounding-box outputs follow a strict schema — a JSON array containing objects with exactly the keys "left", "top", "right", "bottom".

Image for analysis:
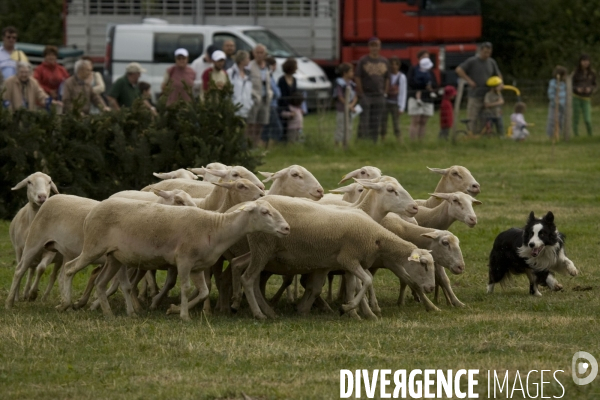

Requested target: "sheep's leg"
[
  {"left": 398, "top": 280, "right": 407, "bottom": 305},
  {"left": 172, "top": 261, "right": 193, "bottom": 321},
  {"left": 22, "top": 267, "right": 36, "bottom": 301},
  {"left": 41, "top": 253, "right": 63, "bottom": 301},
  {"left": 365, "top": 270, "right": 382, "bottom": 317},
  {"left": 231, "top": 252, "right": 253, "bottom": 313},
  {"left": 354, "top": 278, "right": 377, "bottom": 320},
  {"left": 150, "top": 267, "right": 177, "bottom": 310},
  {"left": 73, "top": 266, "right": 102, "bottom": 309},
  {"left": 269, "top": 274, "right": 294, "bottom": 305},
  {"left": 326, "top": 272, "right": 336, "bottom": 303},
  {"left": 285, "top": 275, "right": 298, "bottom": 303},
  {"left": 387, "top": 263, "right": 440, "bottom": 312},
  {"left": 6, "top": 253, "right": 37, "bottom": 309},
  {"left": 336, "top": 273, "right": 346, "bottom": 302},
  {"left": 126, "top": 268, "right": 146, "bottom": 313},
  {"left": 340, "top": 263, "right": 375, "bottom": 319},
  {"left": 202, "top": 269, "right": 212, "bottom": 315},
  {"left": 342, "top": 273, "right": 361, "bottom": 320},
  {"left": 435, "top": 265, "right": 464, "bottom": 307},
  {"left": 252, "top": 277, "right": 277, "bottom": 319},
  {"left": 116, "top": 264, "right": 137, "bottom": 317},
  {"left": 168, "top": 270, "right": 210, "bottom": 314},
  {"left": 296, "top": 271, "right": 327, "bottom": 315},
  {"left": 215, "top": 265, "right": 232, "bottom": 313},
  {"left": 145, "top": 270, "right": 159, "bottom": 298},
  {"left": 90, "top": 274, "right": 122, "bottom": 310},
  {"left": 94, "top": 256, "right": 121, "bottom": 318},
  {"left": 28, "top": 251, "right": 56, "bottom": 301},
  {"left": 61, "top": 245, "right": 107, "bottom": 311}
]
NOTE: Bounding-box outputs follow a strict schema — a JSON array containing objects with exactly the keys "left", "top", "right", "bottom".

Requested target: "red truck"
[{"left": 65, "top": 0, "right": 481, "bottom": 84}]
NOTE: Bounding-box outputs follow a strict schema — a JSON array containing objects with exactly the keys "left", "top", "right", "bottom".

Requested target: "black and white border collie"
[{"left": 487, "top": 211, "right": 578, "bottom": 296}]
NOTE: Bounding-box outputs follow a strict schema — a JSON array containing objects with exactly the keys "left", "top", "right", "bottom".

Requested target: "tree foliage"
[
  {"left": 482, "top": 0, "right": 600, "bottom": 79},
  {"left": 0, "top": 84, "right": 262, "bottom": 219},
  {"left": 0, "top": 0, "right": 63, "bottom": 45}
]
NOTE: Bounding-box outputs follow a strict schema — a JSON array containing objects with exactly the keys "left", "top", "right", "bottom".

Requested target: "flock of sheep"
[{"left": 5, "top": 163, "right": 483, "bottom": 321}]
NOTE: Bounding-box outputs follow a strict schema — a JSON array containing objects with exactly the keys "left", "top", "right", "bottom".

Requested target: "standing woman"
[
  {"left": 407, "top": 50, "right": 438, "bottom": 141},
  {"left": 33, "top": 46, "right": 69, "bottom": 100},
  {"left": 227, "top": 50, "right": 253, "bottom": 119},
  {"left": 161, "top": 48, "right": 196, "bottom": 106},
  {"left": 572, "top": 54, "right": 596, "bottom": 136},
  {"left": 246, "top": 44, "right": 272, "bottom": 146},
  {"left": 277, "top": 57, "right": 298, "bottom": 142}
]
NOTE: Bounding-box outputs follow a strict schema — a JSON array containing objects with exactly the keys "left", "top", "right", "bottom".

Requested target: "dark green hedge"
[{"left": 0, "top": 85, "right": 262, "bottom": 220}]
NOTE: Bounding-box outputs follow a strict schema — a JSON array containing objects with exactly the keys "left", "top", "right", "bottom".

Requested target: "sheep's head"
[
  {"left": 152, "top": 189, "right": 197, "bottom": 207},
  {"left": 356, "top": 178, "right": 419, "bottom": 218},
  {"left": 338, "top": 166, "right": 382, "bottom": 184},
  {"left": 430, "top": 192, "right": 482, "bottom": 228},
  {"left": 153, "top": 169, "right": 198, "bottom": 181},
  {"left": 405, "top": 249, "right": 436, "bottom": 294},
  {"left": 213, "top": 179, "right": 265, "bottom": 202},
  {"left": 11, "top": 172, "right": 58, "bottom": 207},
  {"left": 428, "top": 165, "right": 480, "bottom": 197},
  {"left": 229, "top": 200, "right": 290, "bottom": 238},
  {"left": 200, "top": 166, "right": 265, "bottom": 190},
  {"left": 260, "top": 165, "right": 324, "bottom": 200},
  {"left": 188, "top": 162, "right": 229, "bottom": 183},
  {"left": 420, "top": 230, "right": 465, "bottom": 275},
  {"left": 329, "top": 182, "right": 364, "bottom": 203}
]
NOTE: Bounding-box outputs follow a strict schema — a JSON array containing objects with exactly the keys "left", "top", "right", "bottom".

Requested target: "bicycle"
[{"left": 452, "top": 116, "right": 501, "bottom": 142}]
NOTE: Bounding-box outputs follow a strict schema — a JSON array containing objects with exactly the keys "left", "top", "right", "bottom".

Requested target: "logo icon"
[{"left": 572, "top": 351, "right": 598, "bottom": 385}]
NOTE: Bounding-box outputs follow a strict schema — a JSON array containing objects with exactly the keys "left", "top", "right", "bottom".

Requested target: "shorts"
[
  {"left": 407, "top": 98, "right": 434, "bottom": 117},
  {"left": 247, "top": 98, "right": 270, "bottom": 125}
]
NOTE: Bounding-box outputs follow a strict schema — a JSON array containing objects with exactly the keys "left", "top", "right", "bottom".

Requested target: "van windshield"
[{"left": 243, "top": 30, "right": 298, "bottom": 58}]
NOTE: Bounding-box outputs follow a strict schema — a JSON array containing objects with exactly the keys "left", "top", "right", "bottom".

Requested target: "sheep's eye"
[
  {"left": 27, "top": 181, "right": 31, "bottom": 184},
  {"left": 291, "top": 173, "right": 299, "bottom": 177},
  {"left": 261, "top": 209, "right": 270, "bottom": 215},
  {"left": 442, "top": 240, "right": 449, "bottom": 246},
  {"left": 360, "top": 171, "right": 366, "bottom": 175},
  {"left": 358, "top": 188, "right": 363, "bottom": 192},
  {"left": 232, "top": 173, "right": 239, "bottom": 177}
]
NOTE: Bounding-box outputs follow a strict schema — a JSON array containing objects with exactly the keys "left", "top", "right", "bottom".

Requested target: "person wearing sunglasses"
[{"left": 0, "top": 26, "right": 29, "bottom": 81}]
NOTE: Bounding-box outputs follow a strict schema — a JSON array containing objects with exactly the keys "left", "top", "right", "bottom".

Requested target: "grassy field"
[{"left": 1, "top": 104, "right": 600, "bottom": 399}]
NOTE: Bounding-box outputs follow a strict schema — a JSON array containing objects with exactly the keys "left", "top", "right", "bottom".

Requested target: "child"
[
  {"left": 414, "top": 57, "right": 434, "bottom": 103},
  {"left": 138, "top": 81, "right": 158, "bottom": 116},
  {"left": 546, "top": 66, "right": 567, "bottom": 139},
  {"left": 439, "top": 85, "right": 456, "bottom": 140},
  {"left": 280, "top": 91, "right": 305, "bottom": 143},
  {"left": 510, "top": 102, "right": 530, "bottom": 141},
  {"left": 381, "top": 56, "right": 407, "bottom": 142},
  {"left": 483, "top": 76, "right": 504, "bottom": 135},
  {"left": 334, "top": 62, "right": 358, "bottom": 146}
]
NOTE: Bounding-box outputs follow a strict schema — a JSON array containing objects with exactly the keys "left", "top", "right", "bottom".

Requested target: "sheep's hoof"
[
  {"left": 72, "top": 300, "right": 85, "bottom": 310},
  {"left": 254, "top": 313, "right": 267, "bottom": 321},
  {"left": 230, "top": 306, "right": 239, "bottom": 314},
  {"left": 55, "top": 303, "right": 72, "bottom": 312},
  {"left": 5, "top": 300, "right": 14, "bottom": 310},
  {"left": 533, "top": 292, "right": 542, "bottom": 297},
  {"left": 28, "top": 290, "right": 38, "bottom": 301},
  {"left": 426, "top": 305, "right": 442, "bottom": 312},
  {"left": 345, "top": 310, "right": 361, "bottom": 320},
  {"left": 553, "top": 283, "right": 564, "bottom": 292},
  {"left": 364, "top": 313, "right": 378, "bottom": 321},
  {"left": 453, "top": 300, "right": 466, "bottom": 308}
]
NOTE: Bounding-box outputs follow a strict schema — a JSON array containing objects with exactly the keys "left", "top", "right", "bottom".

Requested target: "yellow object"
[
  {"left": 486, "top": 76, "right": 502, "bottom": 87},
  {"left": 502, "top": 85, "right": 521, "bottom": 96}
]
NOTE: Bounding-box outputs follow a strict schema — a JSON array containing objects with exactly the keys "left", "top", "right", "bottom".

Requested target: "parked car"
[{"left": 104, "top": 19, "right": 331, "bottom": 108}]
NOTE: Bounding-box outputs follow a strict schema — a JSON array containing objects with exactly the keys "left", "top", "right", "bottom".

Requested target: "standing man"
[
  {"left": 222, "top": 39, "right": 236, "bottom": 70},
  {"left": 107, "top": 62, "right": 145, "bottom": 110},
  {"left": 0, "top": 26, "right": 29, "bottom": 81},
  {"left": 247, "top": 44, "right": 272, "bottom": 146},
  {"left": 355, "top": 37, "right": 390, "bottom": 142},
  {"left": 201, "top": 50, "right": 230, "bottom": 96},
  {"left": 455, "top": 42, "right": 502, "bottom": 133}
]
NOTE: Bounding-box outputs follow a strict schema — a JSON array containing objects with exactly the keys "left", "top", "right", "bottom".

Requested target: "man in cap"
[
  {"left": 355, "top": 37, "right": 390, "bottom": 142},
  {"left": 107, "top": 62, "right": 147, "bottom": 110},
  {"left": 192, "top": 44, "right": 218, "bottom": 92},
  {"left": 201, "top": 49, "right": 229, "bottom": 96}
]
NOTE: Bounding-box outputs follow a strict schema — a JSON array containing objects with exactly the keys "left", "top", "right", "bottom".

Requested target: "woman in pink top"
[
  {"left": 161, "top": 48, "right": 196, "bottom": 106},
  {"left": 280, "top": 91, "right": 305, "bottom": 143}
]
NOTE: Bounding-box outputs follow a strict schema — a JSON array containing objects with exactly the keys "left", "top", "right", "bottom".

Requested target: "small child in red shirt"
[{"left": 439, "top": 85, "right": 456, "bottom": 140}]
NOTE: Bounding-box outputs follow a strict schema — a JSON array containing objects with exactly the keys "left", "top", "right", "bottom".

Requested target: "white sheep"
[
  {"left": 338, "top": 166, "right": 382, "bottom": 184},
  {"left": 153, "top": 169, "right": 199, "bottom": 181},
  {"left": 416, "top": 166, "right": 481, "bottom": 207},
  {"left": 326, "top": 182, "right": 365, "bottom": 203},
  {"left": 111, "top": 188, "right": 197, "bottom": 207},
  {"left": 187, "top": 162, "right": 229, "bottom": 183},
  {"left": 260, "top": 165, "right": 324, "bottom": 200},
  {"left": 63, "top": 199, "right": 290, "bottom": 320},
  {"left": 414, "top": 192, "right": 482, "bottom": 230},
  {"left": 9, "top": 172, "right": 59, "bottom": 301},
  {"left": 230, "top": 195, "right": 438, "bottom": 320}
]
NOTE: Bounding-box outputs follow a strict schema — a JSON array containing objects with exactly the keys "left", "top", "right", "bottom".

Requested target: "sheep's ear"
[
  {"left": 338, "top": 168, "right": 362, "bottom": 184},
  {"left": 354, "top": 179, "right": 384, "bottom": 191},
  {"left": 235, "top": 202, "right": 257, "bottom": 213},
  {"left": 528, "top": 211, "right": 536, "bottom": 222},
  {"left": 152, "top": 189, "right": 171, "bottom": 200},
  {"left": 543, "top": 211, "right": 554, "bottom": 224},
  {"left": 174, "top": 194, "right": 187, "bottom": 205},
  {"left": 427, "top": 167, "right": 449, "bottom": 175},
  {"left": 205, "top": 169, "right": 228, "bottom": 178},
  {"left": 11, "top": 177, "right": 29, "bottom": 191},
  {"left": 153, "top": 172, "right": 175, "bottom": 180},
  {"left": 329, "top": 184, "right": 358, "bottom": 194},
  {"left": 429, "top": 192, "right": 452, "bottom": 201},
  {"left": 408, "top": 253, "right": 421, "bottom": 263},
  {"left": 259, "top": 171, "right": 274, "bottom": 182},
  {"left": 260, "top": 168, "right": 287, "bottom": 183},
  {"left": 50, "top": 181, "right": 59, "bottom": 194},
  {"left": 213, "top": 181, "right": 234, "bottom": 189},
  {"left": 420, "top": 232, "right": 439, "bottom": 240},
  {"left": 472, "top": 199, "right": 483, "bottom": 206},
  {"left": 187, "top": 167, "right": 206, "bottom": 175},
  {"left": 185, "top": 171, "right": 199, "bottom": 180}
]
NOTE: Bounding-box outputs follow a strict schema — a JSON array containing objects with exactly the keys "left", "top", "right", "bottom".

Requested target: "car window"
[
  {"left": 154, "top": 33, "right": 204, "bottom": 63},
  {"left": 212, "top": 33, "right": 252, "bottom": 53}
]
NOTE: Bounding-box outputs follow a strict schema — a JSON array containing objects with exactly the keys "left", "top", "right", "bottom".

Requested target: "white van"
[{"left": 104, "top": 20, "right": 331, "bottom": 107}]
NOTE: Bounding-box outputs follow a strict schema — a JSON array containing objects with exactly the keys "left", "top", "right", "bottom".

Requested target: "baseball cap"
[
  {"left": 125, "top": 62, "right": 146, "bottom": 74},
  {"left": 419, "top": 58, "right": 433, "bottom": 70},
  {"left": 174, "top": 48, "right": 189, "bottom": 57},
  {"left": 211, "top": 50, "right": 226, "bottom": 61}
]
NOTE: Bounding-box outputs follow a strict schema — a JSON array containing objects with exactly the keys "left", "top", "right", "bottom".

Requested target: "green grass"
[{"left": 1, "top": 104, "right": 600, "bottom": 399}]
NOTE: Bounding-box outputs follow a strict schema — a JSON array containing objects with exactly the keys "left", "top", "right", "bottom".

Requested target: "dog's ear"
[
  {"left": 543, "top": 211, "right": 554, "bottom": 224},
  {"left": 528, "top": 211, "right": 536, "bottom": 222}
]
